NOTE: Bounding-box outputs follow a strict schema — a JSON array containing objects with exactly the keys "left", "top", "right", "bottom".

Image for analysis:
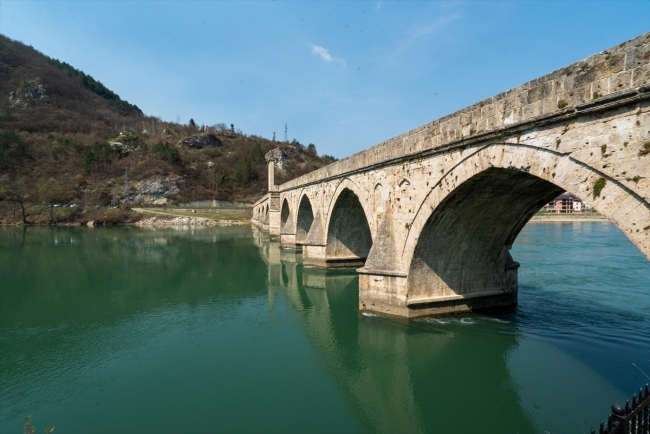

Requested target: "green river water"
[{"left": 0, "top": 222, "right": 649, "bottom": 434}]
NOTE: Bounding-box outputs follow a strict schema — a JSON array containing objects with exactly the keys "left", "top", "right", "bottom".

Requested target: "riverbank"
[
  {"left": 0, "top": 204, "right": 251, "bottom": 226},
  {"left": 131, "top": 208, "right": 251, "bottom": 226},
  {"left": 528, "top": 213, "right": 607, "bottom": 223}
]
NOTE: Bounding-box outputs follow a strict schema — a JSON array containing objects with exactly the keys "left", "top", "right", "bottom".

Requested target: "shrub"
[
  {"left": 593, "top": 178, "right": 606, "bottom": 198},
  {"left": 250, "top": 142, "right": 264, "bottom": 163},
  {"left": 640, "top": 142, "right": 650, "bottom": 156},
  {"left": 0, "top": 130, "right": 27, "bottom": 171},
  {"left": 152, "top": 141, "right": 181, "bottom": 165},
  {"left": 235, "top": 157, "right": 257, "bottom": 183}
]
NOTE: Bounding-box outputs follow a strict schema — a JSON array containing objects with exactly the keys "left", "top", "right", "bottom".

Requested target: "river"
[{"left": 0, "top": 222, "right": 649, "bottom": 433}]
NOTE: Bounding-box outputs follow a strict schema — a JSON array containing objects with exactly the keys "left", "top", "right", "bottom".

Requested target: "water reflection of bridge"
[{"left": 252, "top": 226, "right": 537, "bottom": 433}]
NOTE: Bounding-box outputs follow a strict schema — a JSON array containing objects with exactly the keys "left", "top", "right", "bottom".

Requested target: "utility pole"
[
  {"left": 272, "top": 132, "right": 276, "bottom": 142},
  {"left": 284, "top": 123, "right": 288, "bottom": 143}
]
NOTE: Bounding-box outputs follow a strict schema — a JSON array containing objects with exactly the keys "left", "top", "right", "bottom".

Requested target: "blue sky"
[{"left": 1, "top": 1, "right": 649, "bottom": 158}]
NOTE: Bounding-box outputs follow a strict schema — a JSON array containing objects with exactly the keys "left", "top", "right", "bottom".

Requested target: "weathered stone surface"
[
  {"left": 113, "top": 175, "right": 186, "bottom": 205},
  {"left": 253, "top": 32, "right": 650, "bottom": 318},
  {"left": 8, "top": 78, "right": 49, "bottom": 109},
  {"left": 265, "top": 146, "right": 299, "bottom": 170},
  {"left": 177, "top": 133, "right": 221, "bottom": 149}
]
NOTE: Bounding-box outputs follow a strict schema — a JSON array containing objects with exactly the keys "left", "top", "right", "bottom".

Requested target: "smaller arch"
[
  {"left": 325, "top": 178, "right": 375, "bottom": 238},
  {"left": 325, "top": 187, "right": 373, "bottom": 267},
  {"left": 296, "top": 193, "right": 315, "bottom": 246},
  {"left": 280, "top": 198, "right": 291, "bottom": 233}
]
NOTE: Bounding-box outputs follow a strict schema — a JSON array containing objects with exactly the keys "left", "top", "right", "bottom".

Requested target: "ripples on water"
[{"left": 0, "top": 223, "right": 649, "bottom": 434}]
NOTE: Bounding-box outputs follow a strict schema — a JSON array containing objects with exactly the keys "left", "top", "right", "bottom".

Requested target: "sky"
[{"left": 1, "top": 1, "right": 649, "bottom": 158}]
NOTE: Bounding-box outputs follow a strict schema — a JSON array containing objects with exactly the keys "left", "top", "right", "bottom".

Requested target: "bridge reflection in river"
[{"left": 252, "top": 225, "right": 643, "bottom": 433}]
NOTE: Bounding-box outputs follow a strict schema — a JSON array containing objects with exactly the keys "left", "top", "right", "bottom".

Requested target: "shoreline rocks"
[{"left": 135, "top": 215, "right": 246, "bottom": 227}]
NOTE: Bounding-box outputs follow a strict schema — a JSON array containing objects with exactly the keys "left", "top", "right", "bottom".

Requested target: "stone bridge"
[{"left": 252, "top": 33, "right": 650, "bottom": 318}]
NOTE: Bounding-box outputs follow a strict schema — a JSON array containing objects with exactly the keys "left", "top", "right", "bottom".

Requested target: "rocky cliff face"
[
  {"left": 8, "top": 77, "right": 49, "bottom": 109},
  {"left": 265, "top": 146, "right": 299, "bottom": 170},
  {"left": 177, "top": 133, "right": 222, "bottom": 149},
  {"left": 113, "top": 175, "right": 187, "bottom": 206}
]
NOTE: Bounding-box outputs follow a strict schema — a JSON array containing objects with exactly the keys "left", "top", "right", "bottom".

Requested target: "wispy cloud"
[
  {"left": 310, "top": 45, "right": 346, "bottom": 67},
  {"left": 311, "top": 45, "right": 333, "bottom": 62},
  {"left": 389, "top": 14, "right": 460, "bottom": 60},
  {"left": 376, "top": 1, "right": 382, "bottom": 10},
  {"left": 406, "top": 14, "right": 460, "bottom": 42}
]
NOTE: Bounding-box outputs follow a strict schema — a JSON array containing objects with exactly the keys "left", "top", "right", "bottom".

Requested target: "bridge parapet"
[{"left": 279, "top": 33, "right": 650, "bottom": 194}]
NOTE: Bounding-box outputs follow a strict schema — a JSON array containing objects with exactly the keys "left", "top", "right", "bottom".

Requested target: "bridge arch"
[
  {"left": 401, "top": 143, "right": 650, "bottom": 307},
  {"left": 295, "top": 191, "right": 315, "bottom": 246},
  {"left": 280, "top": 198, "right": 290, "bottom": 233},
  {"left": 324, "top": 178, "right": 375, "bottom": 267}
]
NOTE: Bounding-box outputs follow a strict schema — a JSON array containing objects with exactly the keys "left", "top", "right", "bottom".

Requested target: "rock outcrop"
[
  {"left": 113, "top": 175, "right": 187, "bottom": 206},
  {"left": 8, "top": 77, "right": 48, "bottom": 109},
  {"left": 265, "top": 146, "right": 299, "bottom": 170},
  {"left": 135, "top": 215, "right": 246, "bottom": 227},
  {"left": 177, "top": 133, "right": 221, "bottom": 149}
]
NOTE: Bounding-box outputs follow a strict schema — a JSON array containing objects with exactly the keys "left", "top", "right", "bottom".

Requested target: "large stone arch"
[
  {"left": 399, "top": 143, "right": 649, "bottom": 311},
  {"left": 295, "top": 191, "right": 315, "bottom": 246},
  {"left": 324, "top": 179, "right": 374, "bottom": 268}
]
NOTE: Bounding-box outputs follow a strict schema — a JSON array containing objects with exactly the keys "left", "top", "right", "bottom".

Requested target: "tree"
[
  {"left": 230, "top": 124, "right": 235, "bottom": 135},
  {"left": 189, "top": 118, "right": 196, "bottom": 128},
  {"left": 152, "top": 141, "right": 181, "bottom": 165},
  {"left": 36, "top": 179, "right": 62, "bottom": 224},
  {"left": 235, "top": 157, "right": 257, "bottom": 183},
  {"left": 250, "top": 142, "right": 264, "bottom": 163},
  {"left": 307, "top": 143, "right": 317, "bottom": 157},
  {"left": 214, "top": 123, "right": 228, "bottom": 134},
  {"left": 0, "top": 131, "right": 27, "bottom": 172},
  {"left": 0, "top": 175, "right": 30, "bottom": 224}
]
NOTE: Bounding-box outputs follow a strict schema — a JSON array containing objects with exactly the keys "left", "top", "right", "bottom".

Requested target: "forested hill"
[{"left": 0, "top": 34, "right": 335, "bottom": 224}]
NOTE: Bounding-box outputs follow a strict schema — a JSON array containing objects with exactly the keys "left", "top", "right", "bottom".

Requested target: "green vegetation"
[
  {"left": 250, "top": 142, "right": 264, "bottom": 163},
  {"left": 235, "top": 157, "right": 257, "bottom": 183},
  {"left": 46, "top": 57, "right": 141, "bottom": 113},
  {"left": 557, "top": 100, "right": 568, "bottom": 109},
  {"left": 0, "top": 35, "right": 335, "bottom": 225},
  {"left": 0, "top": 131, "right": 27, "bottom": 171},
  {"left": 0, "top": 108, "right": 12, "bottom": 122},
  {"left": 640, "top": 142, "right": 650, "bottom": 156},
  {"left": 82, "top": 142, "right": 116, "bottom": 172},
  {"left": 593, "top": 177, "right": 606, "bottom": 198},
  {"left": 152, "top": 141, "right": 181, "bottom": 165}
]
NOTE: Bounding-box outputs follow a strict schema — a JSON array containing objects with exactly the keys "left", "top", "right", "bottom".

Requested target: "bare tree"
[{"left": 0, "top": 175, "right": 30, "bottom": 224}]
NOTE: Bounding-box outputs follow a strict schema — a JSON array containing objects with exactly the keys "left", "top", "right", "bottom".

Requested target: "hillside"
[{"left": 0, "top": 34, "right": 335, "bottom": 224}]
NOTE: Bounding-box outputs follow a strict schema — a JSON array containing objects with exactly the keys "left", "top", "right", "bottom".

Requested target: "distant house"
[
  {"left": 543, "top": 193, "right": 590, "bottom": 213},
  {"left": 573, "top": 198, "right": 586, "bottom": 212}
]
